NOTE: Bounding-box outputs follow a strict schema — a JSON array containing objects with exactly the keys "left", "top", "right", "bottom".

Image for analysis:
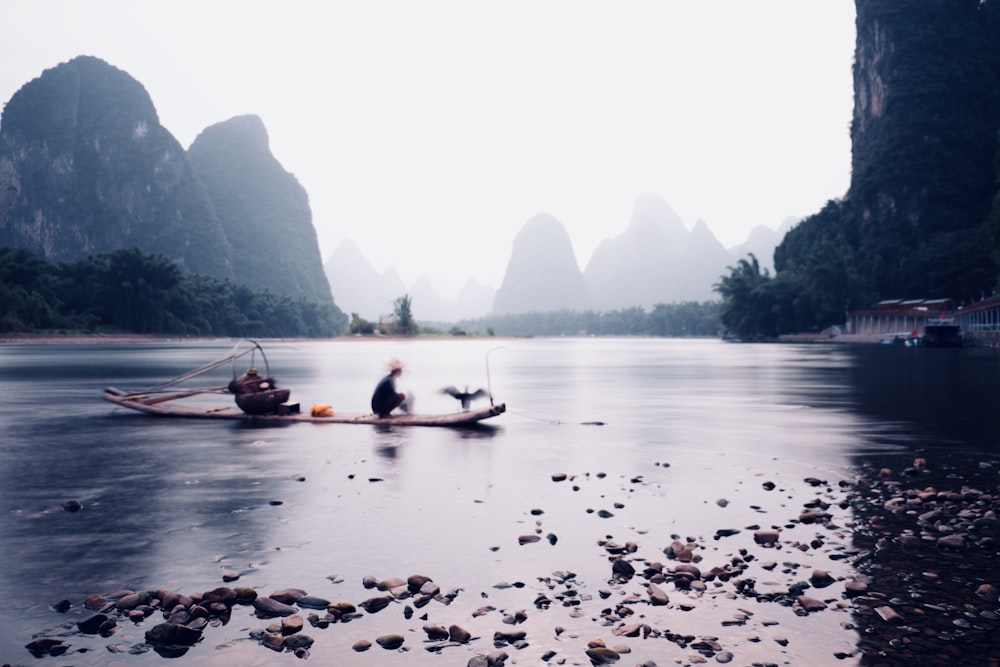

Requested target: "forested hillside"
[
  {"left": 716, "top": 0, "right": 1000, "bottom": 339},
  {"left": 0, "top": 247, "right": 346, "bottom": 337},
  {"left": 0, "top": 56, "right": 337, "bottom": 321}
]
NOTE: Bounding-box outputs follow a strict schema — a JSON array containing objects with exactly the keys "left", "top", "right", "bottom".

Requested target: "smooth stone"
[
  {"left": 25, "top": 638, "right": 65, "bottom": 657},
  {"left": 77, "top": 613, "right": 110, "bottom": 634},
  {"left": 296, "top": 595, "right": 331, "bottom": 609},
  {"left": 376, "top": 633, "right": 405, "bottom": 649},
  {"left": 754, "top": 530, "right": 781, "bottom": 545},
  {"left": 83, "top": 595, "right": 108, "bottom": 610},
  {"left": 145, "top": 622, "right": 202, "bottom": 646},
  {"left": 810, "top": 569, "right": 836, "bottom": 588},
  {"left": 352, "top": 639, "right": 372, "bottom": 651},
  {"left": 202, "top": 587, "right": 236, "bottom": 603},
  {"left": 423, "top": 623, "right": 449, "bottom": 640},
  {"left": 518, "top": 534, "right": 541, "bottom": 545},
  {"left": 360, "top": 596, "right": 393, "bottom": 613},
  {"left": 449, "top": 624, "right": 472, "bottom": 642},
  {"left": 269, "top": 588, "right": 307, "bottom": 604},
  {"left": 585, "top": 646, "right": 620, "bottom": 664},
  {"left": 875, "top": 605, "right": 903, "bottom": 623},
  {"left": 647, "top": 583, "right": 669, "bottom": 606},
  {"left": 281, "top": 614, "right": 304, "bottom": 635},
  {"left": 377, "top": 577, "right": 406, "bottom": 591},
  {"left": 261, "top": 631, "right": 284, "bottom": 652},
  {"left": 796, "top": 596, "right": 827, "bottom": 612},
  {"left": 284, "top": 634, "right": 314, "bottom": 650},
  {"left": 420, "top": 580, "right": 441, "bottom": 597},
  {"left": 407, "top": 574, "right": 432, "bottom": 590},
  {"left": 115, "top": 591, "right": 149, "bottom": 611},
  {"left": 937, "top": 534, "right": 965, "bottom": 549},
  {"left": 612, "top": 559, "right": 635, "bottom": 577},
  {"left": 253, "top": 597, "right": 297, "bottom": 617}
]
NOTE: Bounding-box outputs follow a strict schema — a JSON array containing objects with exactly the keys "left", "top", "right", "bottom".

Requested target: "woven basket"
[{"left": 235, "top": 387, "right": 292, "bottom": 415}]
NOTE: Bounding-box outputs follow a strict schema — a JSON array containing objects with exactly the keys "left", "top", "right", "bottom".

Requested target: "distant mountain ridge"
[
  {"left": 0, "top": 56, "right": 232, "bottom": 278},
  {"left": 328, "top": 198, "right": 793, "bottom": 320},
  {"left": 0, "top": 56, "right": 333, "bottom": 305},
  {"left": 188, "top": 115, "right": 332, "bottom": 302}
]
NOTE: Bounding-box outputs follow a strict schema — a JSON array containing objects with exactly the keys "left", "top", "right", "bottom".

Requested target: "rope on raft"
[{"left": 124, "top": 341, "right": 262, "bottom": 397}]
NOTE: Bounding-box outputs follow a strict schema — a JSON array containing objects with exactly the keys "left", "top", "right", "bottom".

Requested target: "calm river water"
[{"left": 0, "top": 337, "right": 998, "bottom": 666}]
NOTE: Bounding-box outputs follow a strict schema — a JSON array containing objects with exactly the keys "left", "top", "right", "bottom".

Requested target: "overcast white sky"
[{"left": 1, "top": 1, "right": 855, "bottom": 296}]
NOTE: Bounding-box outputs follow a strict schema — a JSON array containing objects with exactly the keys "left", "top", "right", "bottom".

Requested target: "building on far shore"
[
  {"left": 846, "top": 295, "right": 1000, "bottom": 346},
  {"left": 846, "top": 299, "right": 954, "bottom": 337}
]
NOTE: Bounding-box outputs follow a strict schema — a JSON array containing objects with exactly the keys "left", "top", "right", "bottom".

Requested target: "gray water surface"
[{"left": 1, "top": 338, "right": 997, "bottom": 665}]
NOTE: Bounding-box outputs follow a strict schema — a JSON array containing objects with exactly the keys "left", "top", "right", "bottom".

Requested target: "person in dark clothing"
[{"left": 371, "top": 358, "right": 407, "bottom": 417}]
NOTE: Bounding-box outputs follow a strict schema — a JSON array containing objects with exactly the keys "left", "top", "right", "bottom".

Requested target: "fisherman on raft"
[{"left": 371, "top": 358, "right": 411, "bottom": 418}]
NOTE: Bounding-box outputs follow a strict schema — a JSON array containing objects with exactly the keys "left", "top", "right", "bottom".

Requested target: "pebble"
[
  {"left": 252, "top": 597, "right": 297, "bottom": 617},
  {"left": 376, "top": 633, "right": 405, "bottom": 649},
  {"left": 585, "top": 646, "right": 620, "bottom": 664}
]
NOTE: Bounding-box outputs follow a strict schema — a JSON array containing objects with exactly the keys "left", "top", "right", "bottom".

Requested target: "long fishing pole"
[{"left": 485, "top": 345, "right": 504, "bottom": 406}]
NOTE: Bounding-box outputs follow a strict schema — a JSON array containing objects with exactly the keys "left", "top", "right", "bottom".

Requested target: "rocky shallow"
[{"left": 11, "top": 457, "right": 1000, "bottom": 666}]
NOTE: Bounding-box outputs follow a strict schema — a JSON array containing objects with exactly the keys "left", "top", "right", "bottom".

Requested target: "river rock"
[
  {"left": 352, "top": 639, "right": 372, "bottom": 651},
  {"left": 253, "top": 597, "right": 297, "bottom": 617},
  {"left": 281, "top": 614, "right": 304, "bottom": 635},
  {"left": 423, "top": 623, "right": 449, "bottom": 640},
  {"left": 796, "top": 596, "right": 827, "bottom": 613},
  {"left": 449, "top": 624, "right": 472, "bottom": 642},
  {"left": 360, "top": 595, "right": 393, "bottom": 613},
  {"left": 269, "top": 588, "right": 307, "bottom": 604},
  {"left": 612, "top": 559, "right": 635, "bottom": 578},
  {"left": 376, "top": 633, "right": 405, "bottom": 649},
  {"left": 937, "top": 534, "right": 965, "bottom": 549},
  {"left": 284, "top": 634, "right": 314, "bottom": 650},
  {"left": 295, "top": 595, "right": 331, "bottom": 609},
  {"left": 810, "top": 569, "right": 836, "bottom": 588},
  {"left": 407, "top": 574, "right": 432, "bottom": 590},
  {"left": 754, "top": 530, "right": 780, "bottom": 545},
  {"left": 202, "top": 586, "right": 237, "bottom": 604},
  {"left": 114, "top": 591, "right": 151, "bottom": 611},
  {"left": 585, "top": 646, "right": 620, "bottom": 664},
  {"left": 77, "top": 613, "right": 111, "bottom": 634},
  {"left": 145, "top": 621, "right": 202, "bottom": 647},
  {"left": 25, "top": 638, "right": 66, "bottom": 657},
  {"left": 646, "top": 583, "right": 669, "bottom": 606},
  {"left": 377, "top": 577, "right": 406, "bottom": 591},
  {"left": 875, "top": 605, "right": 903, "bottom": 623},
  {"left": 261, "top": 631, "right": 284, "bottom": 652},
  {"left": 83, "top": 594, "right": 109, "bottom": 610}
]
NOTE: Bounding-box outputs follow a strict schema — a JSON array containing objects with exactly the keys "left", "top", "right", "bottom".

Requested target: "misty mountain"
[
  {"left": 492, "top": 213, "right": 591, "bottom": 314},
  {"left": 727, "top": 217, "right": 799, "bottom": 274},
  {"left": 0, "top": 55, "right": 334, "bottom": 306},
  {"left": 187, "top": 115, "right": 332, "bottom": 303},
  {"left": 323, "top": 239, "right": 406, "bottom": 321},
  {"left": 0, "top": 55, "right": 232, "bottom": 278},
  {"left": 489, "top": 194, "right": 791, "bottom": 315},
  {"left": 333, "top": 197, "right": 790, "bottom": 320},
  {"left": 581, "top": 194, "right": 732, "bottom": 310},
  {"left": 323, "top": 239, "right": 495, "bottom": 322}
]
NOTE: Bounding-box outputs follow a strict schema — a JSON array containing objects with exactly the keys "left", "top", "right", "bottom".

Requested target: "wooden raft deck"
[{"left": 103, "top": 387, "right": 506, "bottom": 427}]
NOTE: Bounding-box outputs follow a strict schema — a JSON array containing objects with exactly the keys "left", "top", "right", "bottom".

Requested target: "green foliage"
[
  {"left": 457, "top": 302, "right": 720, "bottom": 338},
  {"left": 389, "top": 294, "right": 417, "bottom": 336},
  {"left": 745, "top": 1, "right": 1000, "bottom": 336},
  {"left": 348, "top": 312, "right": 377, "bottom": 335},
  {"left": 0, "top": 247, "right": 346, "bottom": 337}
]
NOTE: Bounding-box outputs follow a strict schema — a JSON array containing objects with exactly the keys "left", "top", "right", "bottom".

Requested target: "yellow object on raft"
[{"left": 310, "top": 404, "right": 334, "bottom": 417}]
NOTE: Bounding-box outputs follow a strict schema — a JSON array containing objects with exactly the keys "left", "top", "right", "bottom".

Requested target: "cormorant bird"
[{"left": 440, "top": 386, "right": 488, "bottom": 411}]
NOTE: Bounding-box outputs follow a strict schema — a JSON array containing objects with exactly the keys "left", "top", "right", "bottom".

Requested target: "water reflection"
[{"left": 3, "top": 338, "right": 997, "bottom": 665}]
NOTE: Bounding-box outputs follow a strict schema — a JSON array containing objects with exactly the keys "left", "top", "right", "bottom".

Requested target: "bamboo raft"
[{"left": 102, "top": 340, "right": 505, "bottom": 427}]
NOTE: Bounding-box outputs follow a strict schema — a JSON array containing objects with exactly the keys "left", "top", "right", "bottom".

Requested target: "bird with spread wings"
[{"left": 440, "top": 386, "right": 489, "bottom": 411}]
